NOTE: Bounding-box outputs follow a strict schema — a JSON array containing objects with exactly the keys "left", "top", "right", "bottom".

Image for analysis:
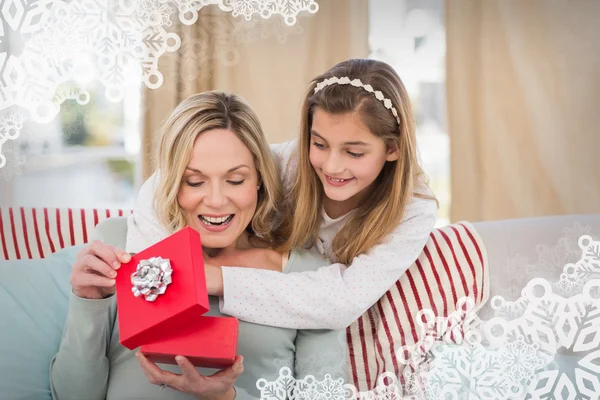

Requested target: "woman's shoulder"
[
  {"left": 286, "top": 247, "right": 329, "bottom": 273},
  {"left": 270, "top": 139, "right": 299, "bottom": 191},
  {"left": 269, "top": 138, "right": 298, "bottom": 158}
]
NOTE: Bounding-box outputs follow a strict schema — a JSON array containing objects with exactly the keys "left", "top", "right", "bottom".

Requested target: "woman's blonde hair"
[
  {"left": 153, "top": 91, "right": 284, "bottom": 245},
  {"left": 279, "top": 59, "right": 437, "bottom": 264}
]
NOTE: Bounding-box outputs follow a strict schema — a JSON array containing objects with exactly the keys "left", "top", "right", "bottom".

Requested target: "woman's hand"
[
  {"left": 137, "top": 352, "right": 243, "bottom": 400},
  {"left": 70, "top": 240, "right": 131, "bottom": 300}
]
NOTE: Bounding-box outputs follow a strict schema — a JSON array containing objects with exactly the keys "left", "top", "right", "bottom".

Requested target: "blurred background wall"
[{"left": 1, "top": 0, "right": 598, "bottom": 225}]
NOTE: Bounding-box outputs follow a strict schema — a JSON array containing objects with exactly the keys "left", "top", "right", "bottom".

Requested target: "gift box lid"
[{"left": 116, "top": 226, "right": 210, "bottom": 349}]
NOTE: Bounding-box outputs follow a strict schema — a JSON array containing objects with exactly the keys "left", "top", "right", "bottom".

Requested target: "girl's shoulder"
[
  {"left": 413, "top": 174, "right": 436, "bottom": 199},
  {"left": 394, "top": 177, "right": 439, "bottom": 231}
]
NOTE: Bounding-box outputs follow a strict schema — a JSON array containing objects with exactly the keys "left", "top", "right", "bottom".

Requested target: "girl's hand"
[
  {"left": 203, "top": 248, "right": 284, "bottom": 296},
  {"left": 204, "top": 261, "right": 225, "bottom": 296},
  {"left": 206, "top": 247, "right": 284, "bottom": 272},
  {"left": 137, "top": 352, "right": 243, "bottom": 400},
  {"left": 70, "top": 241, "right": 131, "bottom": 299}
]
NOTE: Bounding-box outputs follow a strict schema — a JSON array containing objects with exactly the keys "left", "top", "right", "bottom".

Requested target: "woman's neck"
[{"left": 203, "top": 230, "right": 255, "bottom": 257}]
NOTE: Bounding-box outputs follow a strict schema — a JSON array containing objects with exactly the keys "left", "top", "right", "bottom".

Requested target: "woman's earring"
[{"left": 257, "top": 185, "right": 261, "bottom": 191}]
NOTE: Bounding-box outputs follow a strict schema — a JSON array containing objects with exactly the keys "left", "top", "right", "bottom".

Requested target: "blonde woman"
[
  {"left": 49, "top": 92, "right": 346, "bottom": 400},
  {"left": 128, "top": 59, "right": 438, "bottom": 330}
]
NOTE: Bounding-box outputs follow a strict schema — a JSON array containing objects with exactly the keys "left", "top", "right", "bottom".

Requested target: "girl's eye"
[
  {"left": 186, "top": 181, "right": 204, "bottom": 187},
  {"left": 348, "top": 151, "right": 365, "bottom": 158},
  {"left": 228, "top": 180, "right": 245, "bottom": 186},
  {"left": 312, "top": 141, "right": 326, "bottom": 149}
]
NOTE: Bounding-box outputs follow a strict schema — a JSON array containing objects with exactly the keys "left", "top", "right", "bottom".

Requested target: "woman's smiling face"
[{"left": 177, "top": 128, "right": 259, "bottom": 249}]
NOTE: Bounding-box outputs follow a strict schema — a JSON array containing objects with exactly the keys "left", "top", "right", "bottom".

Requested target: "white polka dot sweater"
[{"left": 126, "top": 140, "right": 438, "bottom": 330}]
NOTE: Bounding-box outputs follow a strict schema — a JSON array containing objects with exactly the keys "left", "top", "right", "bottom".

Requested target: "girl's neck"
[
  {"left": 323, "top": 185, "right": 370, "bottom": 219},
  {"left": 323, "top": 199, "right": 355, "bottom": 220}
]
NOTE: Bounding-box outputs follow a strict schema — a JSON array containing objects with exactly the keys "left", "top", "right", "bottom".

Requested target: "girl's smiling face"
[{"left": 309, "top": 108, "right": 398, "bottom": 216}]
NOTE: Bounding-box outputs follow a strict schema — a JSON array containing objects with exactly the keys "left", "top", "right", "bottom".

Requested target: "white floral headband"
[{"left": 313, "top": 76, "right": 400, "bottom": 125}]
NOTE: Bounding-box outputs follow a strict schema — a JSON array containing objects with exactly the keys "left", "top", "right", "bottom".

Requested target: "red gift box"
[
  {"left": 141, "top": 316, "right": 239, "bottom": 369},
  {"left": 116, "top": 227, "right": 211, "bottom": 350}
]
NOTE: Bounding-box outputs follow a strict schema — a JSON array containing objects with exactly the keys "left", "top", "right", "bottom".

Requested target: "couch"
[{"left": 1, "top": 207, "right": 599, "bottom": 399}]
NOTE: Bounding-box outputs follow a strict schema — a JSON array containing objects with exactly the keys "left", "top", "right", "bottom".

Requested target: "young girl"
[{"left": 127, "top": 58, "right": 438, "bottom": 331}]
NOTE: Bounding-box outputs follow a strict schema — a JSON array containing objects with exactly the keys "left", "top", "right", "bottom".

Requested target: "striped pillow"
[
  {"left": 346, "top": 222, "right": 489, "bottom": 393},
  {"left": 0, "top": 208, "right": 132, "bottom": 260}
]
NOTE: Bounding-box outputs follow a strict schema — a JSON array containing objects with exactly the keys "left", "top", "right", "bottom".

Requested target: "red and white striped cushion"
[
  {"left": 0, "top": 207, "right": 132, "bottom": 260},
  {"left": 346, "top": 222, "right": 488, "bottom": 392}
]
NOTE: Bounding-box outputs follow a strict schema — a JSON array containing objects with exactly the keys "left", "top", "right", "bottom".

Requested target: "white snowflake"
[
  {"left": 292, "top": 348, "right": 347, "bottom": 381},
  {"left": 497, "top": 335, "right": 545, "bottom": 382},
  {"left": 135, "top": 0, "right": 175, "bottom": 30},
  {"left": 0, "top": 124, "right": 27, "bottom": 179},
  {"left": 257, "top": 367, "right": 405, "bottom": 400},
  {"left": 429, "top": 341, "right": 518, "bottom": 399},
  {"left": 0, "top": 0, "right": 313, "bottom": 124},
  {"left": 231, "top": 12, "right": 304, "bottom": 44},
  {"left": 0, "top": 0, "right": 53, "bottom": 38},
  {"left": 29, "top": 18, "right": 87, "bottom": 64},
  {"left": 0, "top": 144, "right": 25, "bottom": 180},
  {"left": 496, "top": 224, "right": 594, "bottom": 302},
  {"left": 229, "top": 0, "right": 262, "bottom": 21},
  {"left": 220, "top": 0, "right": 319, "bottom": 26},
  {"left": 254, "top": 233, "right": 600, "bottom": 400},
  {"left": 0, "top": 111, "right": 24, "bottom": 143},
  {"left": 527, "top": 364, "right": 600, "bottom": 400},
  {"left": 561, "top": 223, "right": 594, "bottom": 257},
  {"left": 356, "top": 372, "right": 403, "bottom": 400},
  {"left": 298, "top": 374, "right": 346, "bottom": 400},
  {"left": 0, "top": 110, "right": 25, "bottom": 168},
  {"left": 358, "top": 232, "right": 598, "bottom": 399}
]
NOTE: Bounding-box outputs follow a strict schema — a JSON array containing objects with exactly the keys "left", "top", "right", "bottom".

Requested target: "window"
[
  {"left": 0, "top": 7, "right": 142, "bottom": 209},
  {"left": 369, "top": 0, "right": 449, "bottom": 226},
  {"left": 0, "top": 86, "right": 141, "bottom": 209}
]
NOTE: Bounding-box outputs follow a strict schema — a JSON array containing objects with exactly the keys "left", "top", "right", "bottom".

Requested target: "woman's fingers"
[
  {"left": 137, "top": 352, "right": 170, "bottom": 382},
  {"left": 137, "top": 352, "right": 163, "bottom": 385},
  {"left": 137, "top": 352, "right": 185, "bottom": 391},
  {"left": 70, "top": 241, "right": 130, "bottom": 299},
  {"left": 88, "top": 241, "right": 120, "bottom": 269},
  {"left": 112, "top": 245, "right": 132, "bottom": 264},
  {"left": 176, "top": 356, "right": 202, "bottom": 377},
  {"left": 71, "top": 254, "right": 115, "bottom": 292},
  {"left": 210, "top": 355, "right": 244, "bottom": 383},
  {"left": 137, "top": 352, "right": 243, "bottom": 398},
  {"left": 74, "top": 241, "right": 131, "bottom": 278},
  {"left": 90, "top": 241, "right": 131, "bottom": 269},
  {"left": 76, "top": 272, "right": 115, "bottom": 288},
  {"left": 79, "top": 253, "right": 117, "bottom": 279}
]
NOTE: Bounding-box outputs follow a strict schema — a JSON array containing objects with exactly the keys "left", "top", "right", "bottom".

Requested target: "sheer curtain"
[{"left": 446, "top": 0, "right": 600, "bottom": 221}]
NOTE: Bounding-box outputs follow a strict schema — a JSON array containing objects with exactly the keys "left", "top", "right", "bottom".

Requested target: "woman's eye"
[
  {"left": 348, "top": 151, "right": 365, "bottom": 158},
  {"left": 228, "top": 180, "right": 245, "bottom": 186},
  {"left": 186, "top": 181, "right": 204, "bottom": 187},
  {"left": 312, "top": 141, "right": 326, "bottom": 149}
]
